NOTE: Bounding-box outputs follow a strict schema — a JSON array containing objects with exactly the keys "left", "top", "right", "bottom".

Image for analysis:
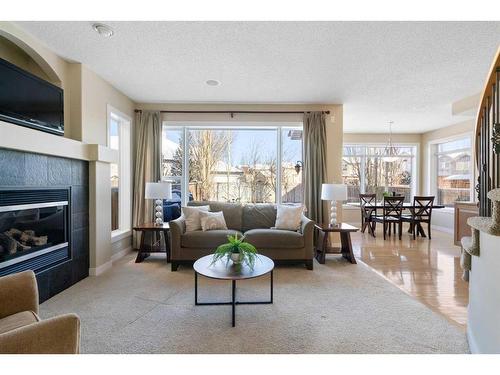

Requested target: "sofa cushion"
[
  {"left": 181, "top": 229, "right": 242, "bottom": 249},
  {"left": 0, "top": 311, "right": 39, "bottom": 335},
  {"left": 242, "top": 204, "right": 276, "bottom": 232},
  {"left": 243, "top": 228, "right": 304, "bottom": 249},
  {"left": 182, "top": 205, "right": 210, "bottom": 232},
  {"left": 275, "top": 204, "right": 303, "bottom": 231},
  {"left": 200, "top": 211, "right": 227, "bottom": 231},
  {"left": 188, "top": 201, "right": 242, "bottom": 231}
]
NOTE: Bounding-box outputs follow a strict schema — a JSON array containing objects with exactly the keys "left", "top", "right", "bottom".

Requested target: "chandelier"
[{"left": 383, "top": 121, "right": 398, "bottom": 162}]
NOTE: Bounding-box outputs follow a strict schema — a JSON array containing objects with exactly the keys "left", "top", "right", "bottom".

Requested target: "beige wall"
[
  {"left": 81, "top": 65, "right": 134, "bottom": 145},
  {"left": 0, "top": 36, "right": 51, "bottom": 83},
  {"left": 112, "top": 236, "right": 133, "bottom": 258},
  {"left": 343, "top": 133, "right": 422, "bottom": 145},
  {"left": 0, "top": 22, "right": 135, "bottom": 272}
]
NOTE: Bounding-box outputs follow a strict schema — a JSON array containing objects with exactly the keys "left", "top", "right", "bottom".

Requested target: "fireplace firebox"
[{"left": 0, "top": 188, "right": 70, "bottom": 276}]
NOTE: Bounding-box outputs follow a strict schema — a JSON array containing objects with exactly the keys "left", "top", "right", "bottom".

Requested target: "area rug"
[{"left": 40, "top": 253, "right": 469, "bottom": 353}]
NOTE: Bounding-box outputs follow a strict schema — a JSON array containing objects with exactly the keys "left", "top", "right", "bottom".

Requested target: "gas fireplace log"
[
  {"left": 4, "top": 228, "right": 22, "bottom": 240},
  {"left": 0, "top": 233, "right": 18, "bottom": 254},
  {"left": 0, "top": 228, "right": 49, "bottom": 254},
  {"left": 19, "top": 231, "right": 47, "bottom": 246}
]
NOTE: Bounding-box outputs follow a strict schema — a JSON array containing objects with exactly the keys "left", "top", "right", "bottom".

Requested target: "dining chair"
[
  {"left": 372, "top": 196, "right": 404, "bottom": 240},
  {"left": 402, "top": 196, "right": 435, "bottom": 240},
  {"left": 359, "top": 193, "right": 377, "bottom": 237}
]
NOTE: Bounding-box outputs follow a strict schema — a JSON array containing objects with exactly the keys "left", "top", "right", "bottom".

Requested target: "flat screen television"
[{"left": 0, "top": 57, "right": 64, "bottom": 135}]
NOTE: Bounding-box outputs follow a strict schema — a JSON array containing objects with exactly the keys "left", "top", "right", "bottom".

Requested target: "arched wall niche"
[{"left": 0, "top": 29, "right": 62, "bottom": 86}]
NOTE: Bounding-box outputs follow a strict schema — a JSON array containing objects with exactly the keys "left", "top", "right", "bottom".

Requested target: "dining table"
[{"left": 348, "top": 202, "right": 446, "bottom": 237}]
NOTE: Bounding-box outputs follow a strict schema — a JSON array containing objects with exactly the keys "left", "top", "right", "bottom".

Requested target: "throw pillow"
[
  {"left": 275, "top": 205, "right": 303, "bottom": 231},
  {"left": 182, "top": 206, "right": 210, "bottom": 232},
  {"left": 199, "top": 211, "right": 228, "bottom": 231}
]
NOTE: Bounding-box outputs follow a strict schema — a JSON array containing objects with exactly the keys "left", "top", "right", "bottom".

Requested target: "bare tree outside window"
[{"left": 188, "top": 129, "right": 234, "bottom": 201}]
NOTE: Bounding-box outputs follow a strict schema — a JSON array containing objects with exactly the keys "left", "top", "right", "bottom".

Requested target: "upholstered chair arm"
[
  {"left": 0, "top": 270, "right": 39, "bottom": 319},
  {"left": 0, "top": 313, "right": 80, "bottom": 354},
  {"left": 169, "top": 215, "right": 186, "bottom": 258},
  {"left": 300, "top": 215, "right": 315, "bottom": 256}
]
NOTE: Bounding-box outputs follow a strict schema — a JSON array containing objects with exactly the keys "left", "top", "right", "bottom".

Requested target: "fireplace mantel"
[{"left": 0, "top": 119, "right": 118, "bottom": 164}]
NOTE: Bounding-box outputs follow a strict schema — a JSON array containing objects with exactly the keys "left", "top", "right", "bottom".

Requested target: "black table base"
[{"left": 194, "top": 271, "right": 273, "bottom": 327}]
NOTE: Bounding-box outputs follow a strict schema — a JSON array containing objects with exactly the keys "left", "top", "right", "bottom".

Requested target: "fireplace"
[{"left": 0, "top": 188, "right": 70, "bottom": 276}]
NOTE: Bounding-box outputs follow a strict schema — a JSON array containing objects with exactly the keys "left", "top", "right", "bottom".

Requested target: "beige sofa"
[
  {"left": 0, "top": 270, "right": 80, "bottom": 354},
  {"left": 169, "top": 202, "right": 315, "bottom": 271}
]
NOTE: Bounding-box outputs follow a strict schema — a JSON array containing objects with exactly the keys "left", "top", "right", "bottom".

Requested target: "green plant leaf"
[{"left": 210, "top": 235, "right": 258, "bottom": 270}]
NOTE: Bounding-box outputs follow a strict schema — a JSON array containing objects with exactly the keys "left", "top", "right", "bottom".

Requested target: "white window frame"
[
  {"left": 342, "top": 142, "right": 419, "bottom": 204},
  {"left": 107, "top": 105, "right": 132, "bottom": 239},
  {"left": 427, "top": 132, "right": 474, "bottom": 209},
  {"left": 161, "top": 122, "right": 303, "bottom": 206}
]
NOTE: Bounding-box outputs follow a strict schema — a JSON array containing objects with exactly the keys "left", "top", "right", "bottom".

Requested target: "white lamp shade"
[
  {"left": 321, "top": 183, "right": 347, "bottom": 201},
  {"left": 145, "top": 182, "right": 172, "bottom": 200}
]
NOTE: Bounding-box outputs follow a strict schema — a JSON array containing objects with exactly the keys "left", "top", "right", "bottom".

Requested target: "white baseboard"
[
  {"left": 111, "top": 246, "right": 132, "bottom": 263},
  {"left": 89, "top": 246, "right": 132, "bottom": 276},
  {"left": 89, "top": 260, "right": 112, "bottom": 276},
  {"left": 431, "top": 225, "right": 454, "bottom": 234}
]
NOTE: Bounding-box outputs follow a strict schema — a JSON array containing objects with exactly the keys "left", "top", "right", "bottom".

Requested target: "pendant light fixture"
[{"left": 383, "top": 121, "right": 398, "bottom": 162}]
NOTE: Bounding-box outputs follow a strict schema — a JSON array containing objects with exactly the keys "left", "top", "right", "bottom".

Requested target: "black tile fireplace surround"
[{"left": 0, "top": 148, "right": 89, "bottom": 302}]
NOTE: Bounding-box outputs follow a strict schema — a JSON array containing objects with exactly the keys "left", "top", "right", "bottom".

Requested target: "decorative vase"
[{"left": 230, "top": 252, "right": 243, "bottom": 265}]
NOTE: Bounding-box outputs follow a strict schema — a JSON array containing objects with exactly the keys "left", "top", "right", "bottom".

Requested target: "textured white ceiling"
[{"left": 16, "top": 21, "right": 500, "bottom": 133}]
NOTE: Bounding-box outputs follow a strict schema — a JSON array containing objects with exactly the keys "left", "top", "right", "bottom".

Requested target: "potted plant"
[{"left": 211, "top": 234, "right": 258, "bottom": 269}]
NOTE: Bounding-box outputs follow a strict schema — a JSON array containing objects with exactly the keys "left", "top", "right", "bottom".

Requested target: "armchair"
[{"left": 0, "top": 270, "right": 80, "bottom": 354}]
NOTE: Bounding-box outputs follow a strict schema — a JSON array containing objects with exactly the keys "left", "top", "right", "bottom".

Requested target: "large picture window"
[
  {"left": 161, "top": 124, "right": 303, "bottom": 207},
  {"left": 342, "top": 144, "right": 417, "bottom": 203},
  {"left": 433, "top": 137, "right": 472, "bottom": 207}
]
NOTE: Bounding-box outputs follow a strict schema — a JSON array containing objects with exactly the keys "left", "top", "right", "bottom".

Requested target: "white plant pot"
[{"left": 230, "top": 252, "right": 243, "bottom": 265}]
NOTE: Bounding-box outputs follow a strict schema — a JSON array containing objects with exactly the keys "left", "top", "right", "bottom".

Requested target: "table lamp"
[
  {"left": 145, "top": 182, "right": 172, "bottom": 225},
  {"left": 321, "top": 183, "right": 347, "bottom": 226}
]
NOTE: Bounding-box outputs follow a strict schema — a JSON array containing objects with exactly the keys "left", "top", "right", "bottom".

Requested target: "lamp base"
[
  {"left": 154, "top": 199, "right": 164, "bottom": 226},
  {"left": 329, "top": 201, "right": 338, "bottom": 227}
]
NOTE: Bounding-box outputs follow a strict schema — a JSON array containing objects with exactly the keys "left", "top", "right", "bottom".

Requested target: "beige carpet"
[{"left": 40, "top": 253, "right": 469, "bottom": 354}]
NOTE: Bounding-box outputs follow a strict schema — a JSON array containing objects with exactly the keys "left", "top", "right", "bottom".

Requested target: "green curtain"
[
  {"left": 132, "top": 111, "right": 161, "bottom": 248},
  {"left": 303, "top": 111, "right": 327, "bottom": 224}
]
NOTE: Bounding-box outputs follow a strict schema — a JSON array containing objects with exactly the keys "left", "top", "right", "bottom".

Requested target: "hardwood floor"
[{"left": 347, "top": 225, "right": 468, "bottom": 328}]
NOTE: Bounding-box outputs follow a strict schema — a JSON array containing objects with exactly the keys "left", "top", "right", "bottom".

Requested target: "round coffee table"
[{"left": 193, "top": 254, "right": 274, "bottom": 327}]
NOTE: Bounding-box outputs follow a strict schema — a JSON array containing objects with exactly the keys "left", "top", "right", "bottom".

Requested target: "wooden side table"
[
  {"left": 314, "top": 223, "right": 359, "bottom": 264},
  {"left": 132, "top": 222, "right": 170, "bottom": 263}
]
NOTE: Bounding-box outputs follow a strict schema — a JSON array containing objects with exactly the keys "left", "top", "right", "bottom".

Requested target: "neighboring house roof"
[{"left": 444, "top": 174, "right": 471, "bottom": 181}]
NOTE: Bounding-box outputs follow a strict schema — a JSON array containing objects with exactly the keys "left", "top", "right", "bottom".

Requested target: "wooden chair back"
[
  {"left": 383, "top": 196, "right": 404, "bottom": 220},
  {"left": 359, "top": 193, "right": 377, "bottom": 218},
  {"left": 412, "top": 196, "right": 435, "bottom": 221}
]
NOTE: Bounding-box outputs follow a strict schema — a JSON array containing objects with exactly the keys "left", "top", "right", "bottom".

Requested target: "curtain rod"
[{"left": 134, "top": 109, "right": 330, "bottom": 115}]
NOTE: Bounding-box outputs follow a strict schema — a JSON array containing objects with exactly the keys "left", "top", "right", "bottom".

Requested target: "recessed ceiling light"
[
  {"left": 92, "top": 23, "right": 114, "bottom": 38},
  {"left": 206, "top": 79, "right": 221, "bottom": 86}
]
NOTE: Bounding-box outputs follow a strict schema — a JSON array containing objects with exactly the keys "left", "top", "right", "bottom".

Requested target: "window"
[
  {"left": 108, "top": 106, "right": 131, "bottom": 234},
  {"left": 342, "top": 144, "right": 417, "bottom": 203},
  {"left": 433, "top": 137, "right": 472, "bottom": 207},
  {"left": 162, "top": 127, "right": 184, "bottom": 202},
  {"left": 161, "top": 124, "right": 303, "bottom": 206},
  {"left": 281, "top": 128, "right": 304, "bottom": 203}
]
